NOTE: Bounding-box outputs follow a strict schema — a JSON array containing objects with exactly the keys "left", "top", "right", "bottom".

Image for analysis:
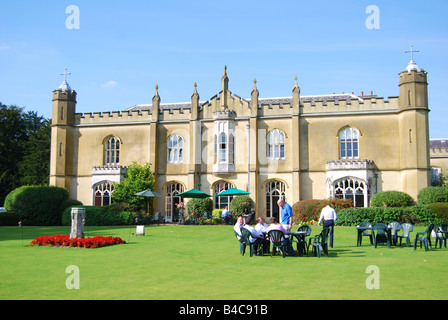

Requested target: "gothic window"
[
  {"left": 104, "top": 136, "right": 121, "bottom": 165},
  {"left": 165, "top": 183, "right": 185, "bottom": 222},
  {"left": 167, "top": 134, "right": 183, "bottom": 164},
  {"left": 334, "top": 178, "right": 368, "bottom": 208},
  {"left": 339, "top": 127, "right": 359, "bottom": 159},
  {"left": 94, "top": 182, "right": 114, "bottom": 207},
  {"left": 265, "top": 181, "right": 286, "bottom": 219},
  {"left": 214, "top": 181, "right": 235, "bottom": 209},
  {"left": 268, "top": 129, "right": 285, "bottom": 160}
]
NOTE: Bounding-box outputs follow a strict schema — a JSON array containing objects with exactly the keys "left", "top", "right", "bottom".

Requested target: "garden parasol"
[
  {"left": 216, "top": 188, "right": 251, "bottom": 215},
  {"left": 134, "top": 189, "right": 162, "bottom": 215},
  {"left": 177, "top": 188, "right": 212, "bottom": 216},
  {"left": 216, "top": 188, "right": 250, "bottom": 197}
]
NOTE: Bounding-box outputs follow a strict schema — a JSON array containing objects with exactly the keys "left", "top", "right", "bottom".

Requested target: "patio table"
[{"left": 288, "top": 231, "right": 307, "bottom": 256}]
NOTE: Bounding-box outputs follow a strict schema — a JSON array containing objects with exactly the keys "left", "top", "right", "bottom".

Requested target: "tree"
[
  {"left": 111, "top": 162, "right": 155, "bottom": 212},
  {"left": 0, "top": 104, "right": 51, "bottom": 205}
]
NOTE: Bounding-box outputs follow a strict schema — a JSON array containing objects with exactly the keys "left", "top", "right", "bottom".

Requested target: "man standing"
[
  {"left": 318, "top": 204, "right": 337, "bottom": 248},
  {"left": 277, "top": 199, "right": 293, "bottom": 232}
]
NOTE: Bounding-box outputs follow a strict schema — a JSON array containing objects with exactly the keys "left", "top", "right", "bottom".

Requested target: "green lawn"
[{"left": 0, "top": 224, "right": 447, "bottom": 300}]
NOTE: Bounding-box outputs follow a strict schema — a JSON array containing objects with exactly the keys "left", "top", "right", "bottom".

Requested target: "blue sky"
[{"left": 1, "top": 0, "right": 447, "bottom": 138}]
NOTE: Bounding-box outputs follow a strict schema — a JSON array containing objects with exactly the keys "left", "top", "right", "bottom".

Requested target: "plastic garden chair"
[
  {"left": 388, "top": 221, "right": 402, "bottom": 246},
  {"left": 373, "top": 223, "right": 391, "bottom": 248},
  {"left": 357, "top": 221, "right": 373, "bottom": 246},
  {"left": 308, "top": 227, "right": 330, "bottom": 258},
  {"left": 398, "top": 223, "right": 414, "bottom": 247},
  {"left": 234, "top": 229, "right": 244, "bottom": 255},
  {"left": 268, "top": 230, "right": 287, "bottom": 258},
  {"left": 292, "top": 225, "right": 312, "bottom": 255},
  {"left": 435, "top": 223, "right": 448, "bottom": 248},
  {"left": 414, "top": 224, "right": 435, "bottom": 252},
  {"left": 240, "top": 227, "right": 260, "bottom": 257}
]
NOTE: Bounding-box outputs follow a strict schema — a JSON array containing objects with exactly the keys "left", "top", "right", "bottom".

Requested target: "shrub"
[
  {"left": 418, "top": 186, "right": 448, "bottom": 205},
  {"left": 370, "top": 191, "right": 414, "bottom": 208},
  {"left": 4, "top": 186, "right": 71, "bottom": 226},
  {"left": 292, "top": 200, "right": 322, "bottom": 223},
  {"left": 336, "top": 205, "right": 440, "bottom": 226},
  {"left": 62, "top": 205, "right": 136, "bottom": 226},
  {"left": 292, "top": 198, "right": 353, "bottom": 224},
  {"left": 212, "top": 208, "right": 224, "bottom": 220},
  {"left": 426, "top": 202, "right": 448, "bottom": 223},
  {"left": 186, "top": 198, "right": 213, "bottom": 217},
  {"left": 0, "top": 212, "right": 21, "bottom": 226},
  {"left": 229, "top": 195, "right": 253, "bottom": 215}
]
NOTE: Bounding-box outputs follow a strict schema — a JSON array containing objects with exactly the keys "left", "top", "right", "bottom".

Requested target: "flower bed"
[{"left": 30, "top": 234, "right": 126, "bottom": 249}]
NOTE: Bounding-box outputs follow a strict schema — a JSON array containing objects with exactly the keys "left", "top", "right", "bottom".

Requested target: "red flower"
[{"left": 30, "top": 235, "right": 125, "bottom": 248}]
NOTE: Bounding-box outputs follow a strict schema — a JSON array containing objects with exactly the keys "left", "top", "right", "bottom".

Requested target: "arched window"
[
  {"left": 265, "top": 181, "right": 286, "bottom": 219},
  {"left": 334, "top": 178, "right": 369, "bottom": 208},
  {"left": 268, "top": 129, "right": 285, "bottom": 160},
  {"left": 167, "top": 134, "right": 183, "bottom": 164},
  {"left": 339, "top": 127, "right": 359, "bottom": 159},
  {"left": 165, "top": 183, "right": 185, "bottom": 222},
  {"left": 214, "top": 181, "right": 235, "bottom": 209},
  {"left": 94, "top": 182, "right": 114, "bottom": 207},
  {"left": 104, "top": 136, "right": 121, "bottom": 165}
]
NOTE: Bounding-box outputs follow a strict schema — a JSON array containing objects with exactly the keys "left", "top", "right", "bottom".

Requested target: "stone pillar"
[{"left": 70, "top": 207, "right": 85, "bottom": 239}]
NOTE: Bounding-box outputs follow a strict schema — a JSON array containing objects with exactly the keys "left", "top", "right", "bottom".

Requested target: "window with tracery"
[
  {"left": 104, "top": 136, "right": 121, "bottom": 165},
  {"left": 339, "top": 127, "right": 359, "bottom": 159}
]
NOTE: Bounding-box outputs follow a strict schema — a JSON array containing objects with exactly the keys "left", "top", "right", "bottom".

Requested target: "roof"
[
  {"left": 124, "top": 93, "right": 366, "bottom": 114},
  {"left": 430, "top": 139, "right": 448, "bottom": 149}
]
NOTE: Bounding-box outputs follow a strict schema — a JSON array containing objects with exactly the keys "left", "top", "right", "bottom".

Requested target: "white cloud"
[{"left": 101, "top": 80, "right": 118, "bottom": 88}]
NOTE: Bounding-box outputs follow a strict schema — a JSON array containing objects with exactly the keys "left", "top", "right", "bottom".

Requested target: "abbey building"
[{"left": 50, "top": 58, "right": 432, "bottom": 222}]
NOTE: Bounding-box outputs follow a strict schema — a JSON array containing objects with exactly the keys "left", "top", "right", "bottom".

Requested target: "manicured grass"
[{"left": 0, "top": 224, "right": 447, "bottom": 300}]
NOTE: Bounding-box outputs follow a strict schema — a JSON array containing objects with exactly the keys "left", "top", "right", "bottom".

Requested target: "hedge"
[
  {"left": 62, "top": 205, "right": 135, "bottom": 226},
  {"left": 336, "top": 205, "right": 442, "bottom": 226},
  {"left": 0, "top": 212, "right": 21, "bottom": 226},
  {"left": 4, "top": 186, "right": 82, "bottom": 226},
  {"left": 418, "top": 187, "right": 448, "bottom": 205},
  {"left": 292, "top": 198, "right": 353, "bottom": 224},
  {"left": 426, "top": 203, "right": 448, "bottom": 223}
]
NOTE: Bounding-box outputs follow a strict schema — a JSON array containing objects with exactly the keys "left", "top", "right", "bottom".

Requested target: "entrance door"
[
  {"left": 265, "top": 181, "right": 286, "bottom": 220},
  {"left": 165, "top": 183, "right": 184, "bottom": 223}
]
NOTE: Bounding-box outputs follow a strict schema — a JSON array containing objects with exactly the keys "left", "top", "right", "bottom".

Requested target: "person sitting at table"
[
  {"left": 255, "top": 216, "right": 268, "bottom": 233},
  {"left": 221, "top": 206, "right": 232, "bottom": 224},
  {"left": 265, "top": 217, "right": 298, "bottom": 256},
  {"left": 243, "top": 218, "right": 268, "bottom": 255},
  {"left": 233, "top": 215, "right": 243, "bottom": 241},
  {"left": 233, "top": 215, "right": 244, "bottom": 253}
]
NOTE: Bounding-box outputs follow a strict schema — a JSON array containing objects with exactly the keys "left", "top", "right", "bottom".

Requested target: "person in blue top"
[{"left": 277, "top": 198, "right": 293, "bottom": 233}]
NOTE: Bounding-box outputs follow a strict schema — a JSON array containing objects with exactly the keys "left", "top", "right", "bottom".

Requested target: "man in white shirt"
[
  {"left": 255, "top": 216, "right": 268, "bottom": 233},
  {"left": 318, "top": 204, "right": 337, "bottom": 248},
  {"left": 221, "top": 206, "right": 231, "bottom": 224},
  {"left": 233, "top": 215, "right": 244, "bottom": 254}
]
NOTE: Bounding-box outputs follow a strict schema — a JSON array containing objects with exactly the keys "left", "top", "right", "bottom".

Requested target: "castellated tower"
[
  {"left": 49, "top": 73, "right": 77, "bottom": 191},
  {"left": 398, "top": 53, "right": 430, "bottom": 199}
]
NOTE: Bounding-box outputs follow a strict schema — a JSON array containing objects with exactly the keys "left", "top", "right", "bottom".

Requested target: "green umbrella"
[
  {"left": 177, "top": 188, "right": 211, "bottom": 199},
  {"left": 177, "top": 188, "right": 211, "bottom": 217},
  {"left": 134, "top": 189, "right": 162, "bottom": 215},
  {"left": 216, "top": 188, "right": 250, "bottom": 197}
]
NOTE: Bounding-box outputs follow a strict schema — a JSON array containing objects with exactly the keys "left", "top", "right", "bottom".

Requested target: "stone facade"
[{"left": 50, "top": 61, "right": 432, "bottom": 222}]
